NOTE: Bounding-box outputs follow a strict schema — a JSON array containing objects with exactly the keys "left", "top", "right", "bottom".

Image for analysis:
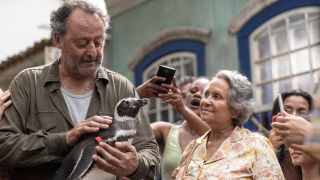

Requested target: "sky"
[
  {"left": 0, "top": 0, "right": 107, "bottom": 62},
  {"left": 0, "top": 0, "right": 62, "bottom": 62}
]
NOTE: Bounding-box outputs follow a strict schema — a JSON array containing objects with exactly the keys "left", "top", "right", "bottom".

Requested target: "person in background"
[
  {"left": 269, "top": 89, "right": 313, "bottom": 180},
  {"left": 177, "top": 76, "right": 196, "bottom": 100},
  {"left": 172, "top": 70, "right": 284, "bottom": 179},
  {"left": 0, "top": 89, "right": 12, "bottom": 180},
  {"left": 0, "top": 1, "right": 160, "bottom": 179},
  {"left": 271, "top": 95, "right": 320, "bottom": 162},
  {"left": 272, "top": 103, "right": 320, "bottom": 163},
  {"left": 272, "top": 112, "right": 320, "bottom": 161},
  {"left": 137, "top": 76, "right": 210, "bottom": 180}
]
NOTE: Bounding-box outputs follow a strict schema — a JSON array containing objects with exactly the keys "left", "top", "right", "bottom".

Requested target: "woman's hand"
[
  {"left": 290, "top": 143, "right": 320, "bottom": 163},
  {"left": 0, "top": 89, "right": 12, "bottom": 119},
  {"left": 268, "top": 128, "right": 284, "bottom": 148},
  {"left": 271, "top": 112, "right": 312, "bottom": 146},
  {"left": 136, "top": 76, "right": 169, "bottom": 98},
  {"left": 158, "top": 78, "right": 185, "bottom": 112}
]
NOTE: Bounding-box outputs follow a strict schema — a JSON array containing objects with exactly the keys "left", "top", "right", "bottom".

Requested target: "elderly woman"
[{"left": 172, "top": 70, "right": 284, "bottom": 179}]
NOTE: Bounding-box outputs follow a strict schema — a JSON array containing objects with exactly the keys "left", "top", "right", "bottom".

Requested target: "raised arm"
[{"left": 151, "top": 121, "right": 172, "bottom": 154}]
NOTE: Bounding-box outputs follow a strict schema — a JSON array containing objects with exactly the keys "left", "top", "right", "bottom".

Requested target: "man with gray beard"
[{"left": 0, "top": 1, "right": 160, "bottom": 179}]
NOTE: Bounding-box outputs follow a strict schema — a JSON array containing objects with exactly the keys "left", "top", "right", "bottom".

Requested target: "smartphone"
[
  {"left": 278, "top": 93, "right": 285, "bottom": 113},
  {"left": 155, "top": 65, "right": 176, "bottom": 85}
]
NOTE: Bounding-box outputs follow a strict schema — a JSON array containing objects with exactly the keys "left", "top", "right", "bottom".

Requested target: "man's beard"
[
  {"left": 77, "top": 55, "right": 102, "bottom": 76},
  {"left": 64, "top": 53, "right": 103, "bottom": 78}
]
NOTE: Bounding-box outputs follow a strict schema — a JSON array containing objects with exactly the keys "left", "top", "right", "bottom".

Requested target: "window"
[
  {"left": 250, "top": 7, "right": 320, "bottom": 111},
  {"left": 143, "top": 52, "right": 197, "bottom": 123}
]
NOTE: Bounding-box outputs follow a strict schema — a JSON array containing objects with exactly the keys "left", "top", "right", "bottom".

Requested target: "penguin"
[{"left": 53, "top": 97, "right": 149, "bottom": 180}]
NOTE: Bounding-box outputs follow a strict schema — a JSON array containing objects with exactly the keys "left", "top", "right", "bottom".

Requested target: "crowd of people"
[{"left": 0, "top": 0, "right": 319, "bottom": 180}]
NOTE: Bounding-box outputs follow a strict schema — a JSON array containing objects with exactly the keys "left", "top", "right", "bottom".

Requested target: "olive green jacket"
[{"left": 0, "top": 60, "right": 160, "bottom": 180}]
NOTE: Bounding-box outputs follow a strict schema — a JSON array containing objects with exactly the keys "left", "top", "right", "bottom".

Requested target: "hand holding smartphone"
[{"left": 155, "top": 65, "right": 176, "bottom": 86}]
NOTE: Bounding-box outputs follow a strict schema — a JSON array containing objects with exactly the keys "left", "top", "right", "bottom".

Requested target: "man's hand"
[
  {"left": 272, "top": 112, "right": 312, "bottom": 146},
  {"left": 92, "top": 141, "right": 139, "bottom": 177},
  {"left": 136, "top": 76, "right": 169, "bottom": 98},
  {"left": 66, "top": 115, "right": 112, "bottom": 146}
]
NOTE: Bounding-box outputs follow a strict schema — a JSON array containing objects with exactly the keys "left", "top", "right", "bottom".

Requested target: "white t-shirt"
[{"left": 61, "top": 87, "right": 93, "bottom": 125}]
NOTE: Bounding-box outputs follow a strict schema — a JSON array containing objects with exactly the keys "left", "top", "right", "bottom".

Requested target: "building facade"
[{"left": 1, "top": 0, "right": 319, "bottom": 131}]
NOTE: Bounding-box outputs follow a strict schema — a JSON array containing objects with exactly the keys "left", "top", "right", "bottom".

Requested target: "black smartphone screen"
[{"left": 155, "top": 65, "right": 176, "bottom": 85}]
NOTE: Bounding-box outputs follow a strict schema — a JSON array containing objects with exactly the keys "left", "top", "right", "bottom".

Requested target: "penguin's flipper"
[
  {"left": 53, "top": 139, "right": 96, "bottom": 180},
  {"left": 67, "top": 140, "right": 97, "bottom": 180},
  {"left": 53, "top": 140, "right": 87, "bottom": 180}
]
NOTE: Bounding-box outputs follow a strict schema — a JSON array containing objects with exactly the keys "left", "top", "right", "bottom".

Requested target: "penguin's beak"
[{"left": 135, "top": 98, "right": 149, "bottom": 106}]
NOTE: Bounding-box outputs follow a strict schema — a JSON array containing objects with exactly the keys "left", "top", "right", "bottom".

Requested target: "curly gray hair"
[
  {"left": 215, "top": 70, "right": 254, "bottom": 126},
  {"left": 50, "top": 0, "right": 110, "bottom": 37}
]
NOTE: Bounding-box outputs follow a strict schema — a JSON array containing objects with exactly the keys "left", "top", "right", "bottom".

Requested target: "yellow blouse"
[{"left": 172, "top": 126, "right": 285, "bottom": 180}]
